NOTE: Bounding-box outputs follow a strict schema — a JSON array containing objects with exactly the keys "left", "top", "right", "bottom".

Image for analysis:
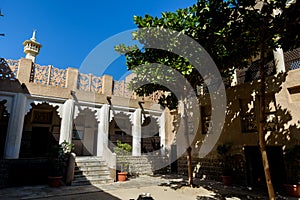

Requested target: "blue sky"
[{"left": 0, "top": 0, "right": 196, "bottom": 79}]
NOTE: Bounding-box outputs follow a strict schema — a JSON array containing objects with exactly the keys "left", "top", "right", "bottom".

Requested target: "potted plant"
[
  {"left": 48, "top": 140, "right": 74, "bottom": 187},
  {"left": 217, "top": 143, "right": 234, "bottom": 186},
  {"left": 114, "top": 140, "right": 132, "bottom": 181},
  {"left": 283, "top": 145, "right": 300, "bottom": 197}
]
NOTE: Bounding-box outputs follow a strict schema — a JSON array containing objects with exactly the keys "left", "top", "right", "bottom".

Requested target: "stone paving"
[
  {"left": 0, "top": 175, "right": 161, "bottom": 199},
  {"left": 0, "top": 175, "right": 298, "bottom": 200}
]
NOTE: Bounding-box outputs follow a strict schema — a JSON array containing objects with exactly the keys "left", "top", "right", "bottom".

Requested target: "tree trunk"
[
  {"left": 187, "top": 146, "right": 193, "bottom": 186},
  {"left": 183, "top": 108, "right": 193, "bottom": 186},
  {"left": 259, "top": 32, "right": 275, "bottom": 200},
  {"left": 182, "top": 91, "right": 193, "bottom": 186}
]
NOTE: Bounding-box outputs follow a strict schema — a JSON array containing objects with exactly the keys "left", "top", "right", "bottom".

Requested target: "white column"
[
  {"left": 159, "top": 112, "right": 166, "bottom": 155},
  {"left": 272, "top": 8, "right": 286, "bottom": 74},
  {"left": 96, "top": 104, "right": 110, "bottom": 156},
  {"left": 4, "top": 93, "right": 27, "bottom": 159},
  {"left": 59, "top": 99, "right": 75, "bottom": 144},
  {"left": 274, "top": 48, "right": 286, "bottom": 73},
  {"left": 132, "top": 108, "right": 142, "bottom": 156},
  {"left": 231, "top": 69, "right": 238, "bottom": 86}
]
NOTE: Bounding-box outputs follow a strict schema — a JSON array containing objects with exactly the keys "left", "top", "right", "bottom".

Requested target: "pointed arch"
[
  {"left": 19, "top": 102, "right": 61, "bottom": 158},
  {"left": 73, "top": 107, "right": 98, "bottom": 156},
  {"left": 0, "top": 96, "right": 13, "bottom": 114},
  {"left": 141, "top": 115, "right": 160, "bottom": 153},
  {"left": 109, "top": 111, "right": 133, "bottom": 151},
  {"left": 26, "top": 100, "right": 63, "bottom": 118}
]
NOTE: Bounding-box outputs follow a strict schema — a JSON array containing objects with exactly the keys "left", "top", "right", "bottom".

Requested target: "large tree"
[{"left": 116, "top": 0, "right": 299, "bottom": 197}]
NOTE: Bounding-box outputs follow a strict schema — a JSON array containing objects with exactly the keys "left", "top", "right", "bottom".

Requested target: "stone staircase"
[{"left": 72, "top": 156, "right": 114, "bottom": 186}]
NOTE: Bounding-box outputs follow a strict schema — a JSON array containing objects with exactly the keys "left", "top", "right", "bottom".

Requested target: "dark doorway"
[
  {"left": 141, "top": 135, "right": 160, "bottom": 153},
  {"left": 31, "top": 127, "right": 56, "bottom": 157},
  {"left": 244, "top": 146, "right": 285, "bottom": 191},
  {"left": 170, "top": 144, "right": 178, "bottom": 173},
  {"left": 0, "top": 123, "right": 8, "bottom": 159},
  {"left": 0, "top": 101, "right": 9, "bottom": 159}
]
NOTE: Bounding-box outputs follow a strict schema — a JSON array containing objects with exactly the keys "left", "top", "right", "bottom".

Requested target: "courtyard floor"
[{"left": 0, "top": 175, "right": 298, "bottom": 200}]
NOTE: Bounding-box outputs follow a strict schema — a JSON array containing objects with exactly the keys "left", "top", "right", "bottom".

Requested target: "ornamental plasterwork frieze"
[
  {"left": 0, "top": 58, "right": 171, "bottom": 103},
  {"left": 0, "top": 96, "right": 13, "bottom": 114},
  {"left": 113, "top": 80, "right": 137, "bottom": 99},
  {"left": 142, "top": 114, "right": 163, "bottom": 130},
  {"left": 109, "top": 109, "right": 133, "bottom": 124},
  {"left": 77, "top": 73, "right": 102, "bottom": 93},
  {"left": 32, "top": 64, "right": 67, "bottom": 87},
  {"left": 49, "top": 67, "right": 67, "bottom": 87},
  {"left": 25, "top": 99, "right": 63, "bottom": 118},
  {"left": 113, "top": 80, "right": 125, "bottom": 96},
  {"left": 74, "top": 104, "right": 99, "bottom": 121}
]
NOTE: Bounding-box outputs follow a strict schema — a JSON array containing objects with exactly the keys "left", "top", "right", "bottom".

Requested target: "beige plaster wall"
[{"left": 192, "top": 69, "right": 300, "bottom": 158}]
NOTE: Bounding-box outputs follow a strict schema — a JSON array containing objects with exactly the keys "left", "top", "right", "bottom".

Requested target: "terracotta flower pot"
[
  {"left": 221, "top": 175, "right": 233, "bottom": 186},
  {"left": 48, "top": 176, "right": 63, "bottom": 187},
  {"left": 118, "top": 172, "right": 128, "bottom": 182},
  {"left": 284, "top": 184, "right": 300, "bottom": 197}
]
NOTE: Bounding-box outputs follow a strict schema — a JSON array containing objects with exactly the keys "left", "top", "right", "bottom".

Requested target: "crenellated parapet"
[{"left": 0, "top": 58, "right": 155, "bottom": 101}]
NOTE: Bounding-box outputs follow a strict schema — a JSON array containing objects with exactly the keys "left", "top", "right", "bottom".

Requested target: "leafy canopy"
[{"left": 115, "top": 0, "right": 299, "bottom": 108}]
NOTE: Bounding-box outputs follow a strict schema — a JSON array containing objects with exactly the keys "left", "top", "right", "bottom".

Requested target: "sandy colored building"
[{"left": 0, "top": 31, "right": 299, "bottom": 189}]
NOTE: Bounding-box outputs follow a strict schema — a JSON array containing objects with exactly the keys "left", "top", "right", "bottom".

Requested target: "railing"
[
  {"left": 113, "top": 80, "right": 136, "bottom": 99},
  {"left": 243, "top": 60, "right": 276, "bottom": 83},
  {"left": 285, "top": 47, "right": 300, "bottom": 71},
  {"left": 113, "top": 80, "right": 126, "bottom": 96},
  {"left": 102, "top": 144, "right": 116, "bottom": 170},
  {"left": 77, "top": 73, "right": 102, "bottom": 93},
  {"left": 31, "top": 63, "right": 67, "bottom": 87},
  {"left": 239, "top": 47, "right": 300, "bottom": 83}
]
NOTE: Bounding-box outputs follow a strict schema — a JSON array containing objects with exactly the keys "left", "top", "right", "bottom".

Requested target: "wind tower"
[{"left": 23, "top": 29, "right": 42, "bottom": 62}]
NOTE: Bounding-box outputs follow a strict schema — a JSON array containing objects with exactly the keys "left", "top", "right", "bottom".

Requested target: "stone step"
[
  {"left": 74, "top": 169, "right": 110, "bottom": 176},
  {"left": 72, "top": 176, "right": 113, "bottom": 186},
  {"left": 71, "top": 180, "right": 91, "bottom": 186},
  {"left": 72, "top": 180, "right": 112, "bottom": 186},
  {"left": 73, "top": 156, "right": 114, "bottom": 186},
  {"left": 75, "top": 156, "right": 104, "bottom": 162},
  {"left": 74, "top": 174, "right": 111, "bottom": 180},
  {"left": 75, "top": 165, "right": 108, "bottom": 171},
  {"left": 76, "top": 160, "right": 106, "bottom": 165},
  {"left": 76, "top": 169, "right": 110, "bottom": 176}
]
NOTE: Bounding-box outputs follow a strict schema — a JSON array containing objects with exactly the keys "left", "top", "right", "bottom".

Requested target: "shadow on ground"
[
  {"left": 152, "top": 174, "right": 295, "bottom": 200},
  {"left": 0, "top": 184, "right": 121, "bottom": 200},
  {"left": 33, "top": 190, "right": 122, "bottom": 200}
]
